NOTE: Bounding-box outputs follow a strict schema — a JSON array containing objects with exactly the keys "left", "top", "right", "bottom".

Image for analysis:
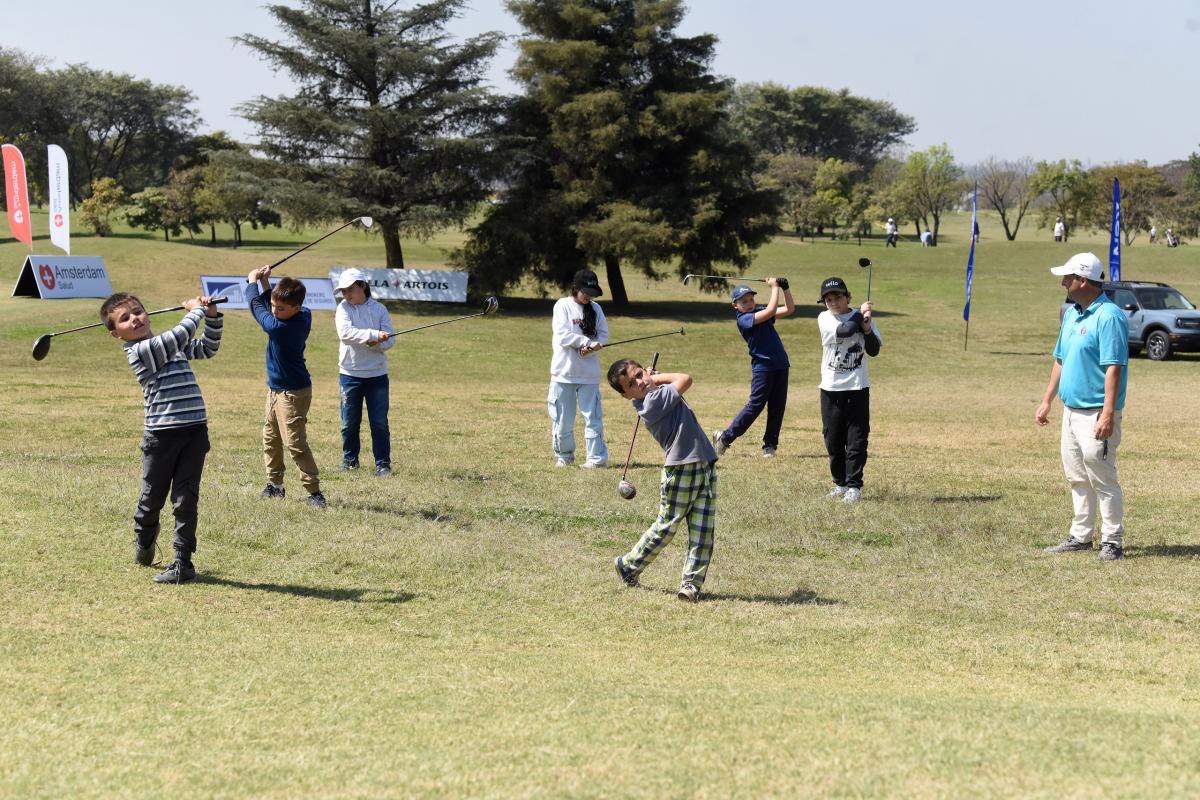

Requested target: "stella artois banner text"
[{"left": 2, "top": 144, "right": 33, "bottom": 247}]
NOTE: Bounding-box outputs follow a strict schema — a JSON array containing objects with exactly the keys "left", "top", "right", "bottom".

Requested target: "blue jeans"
[
  {"left": 340, "top": 373, "right": 390, "bottom": 468},
  {"left": 721, "top": 369, "right": 789, "bottom": 450},
  {"left": 547, "top": 381, "right": 608, "bottom": 464}
]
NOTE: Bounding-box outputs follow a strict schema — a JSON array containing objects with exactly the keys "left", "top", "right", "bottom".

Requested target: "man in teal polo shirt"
[{"left": 1035, "top": 253, "right": 1129, "bottom": 560}]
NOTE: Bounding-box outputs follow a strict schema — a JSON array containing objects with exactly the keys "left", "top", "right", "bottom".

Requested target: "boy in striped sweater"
[{"left": 102, "top": 292, "right": 223, "bottom": 584}]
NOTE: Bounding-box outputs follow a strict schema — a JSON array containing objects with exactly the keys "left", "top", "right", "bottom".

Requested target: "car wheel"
[{"left": 1146, "top": 330, "right": 1172, "bottom": 361}]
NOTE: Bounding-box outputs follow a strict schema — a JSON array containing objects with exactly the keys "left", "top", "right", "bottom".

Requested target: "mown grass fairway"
[{"left": 2, "top": 214, "right": 1199, "bottom": 798}]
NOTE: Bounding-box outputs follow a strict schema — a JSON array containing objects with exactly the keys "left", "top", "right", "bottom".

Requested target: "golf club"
[
  {"left": 391, "top": 296, "right": 500, "bottom": 336},
  {"left": 858, "top": 257, "right": 874, "bottom": 301},
  {"left": 682, "top": 274, "right": 788, "bottom": 289},
  {"left": 617, "top": 351, "right": 660, "bottom": 501},
  {"left": 214, "top": 215, "right": 375, "bottom": 301},
  {"left": 31, "top": 297, "right": 229, "bottom": 361},
  {"left": 580, "top": 327, "right": 684, "bottom": 355}
]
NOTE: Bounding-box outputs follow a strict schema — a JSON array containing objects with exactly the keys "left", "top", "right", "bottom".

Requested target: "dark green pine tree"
[
  {"left": 238, "top": 0, "right": 503, "bottom": 266},
  {"left": 457, "top": 0, "right": 780, "bottom": 306}
]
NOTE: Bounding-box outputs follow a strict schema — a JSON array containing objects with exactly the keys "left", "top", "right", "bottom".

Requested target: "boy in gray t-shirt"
[{"left": 606, "top": 358, "right": 718, "bottom": 602}]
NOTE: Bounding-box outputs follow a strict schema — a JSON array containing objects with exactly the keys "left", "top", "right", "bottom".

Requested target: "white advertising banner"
[
  {"left": 199, "top": 275, "right": 338, "bottom": 311},
  {"left": 11, "top": 255, "right": 112, "bottom": 298},
  {"left": 329, "top": 267, "right": 468, "bottom": 303},
  {"left": 47, "top": 144, "right": 70, "bottom": 254}
]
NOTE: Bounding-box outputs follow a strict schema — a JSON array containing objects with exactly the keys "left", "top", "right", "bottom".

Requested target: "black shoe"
[
  {"left": 153, "top": 560, "right": 196, "bottom": 584},
  {"left": 375, "top": 465, "right": 392, "bottom": 477},
  {"left": 260, "top": 483, "right": 285, "bottom": 499},
  {"left": 134, "top": 541, "right": 155, "bottom": 567},
  {"left": 307, "top": 492, "right": 328, "bottom": 509},
  {"left": 340, "top": 460, "right": 359, "bottom": 471},
  {"left": 614, "top": 556, "right": 638, "bottom": 587},
  {"left": 1097, "top": 542, "right": 1124, "bottom": 561}
]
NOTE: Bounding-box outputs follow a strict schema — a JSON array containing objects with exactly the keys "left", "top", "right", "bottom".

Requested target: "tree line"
[{"left": 4, "top": 1, "right": 1200, "bottom": 305}]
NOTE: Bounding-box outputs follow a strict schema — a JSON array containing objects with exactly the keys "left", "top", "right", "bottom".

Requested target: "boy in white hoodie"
[
  {"left": 548, "top": 269, "right": 610, "bottom": 467},
  {"left": 334, "top": 269, "right": 396, "bottom": 476}
]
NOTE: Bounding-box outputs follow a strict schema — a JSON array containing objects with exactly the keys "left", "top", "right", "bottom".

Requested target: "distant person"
[
  {"left": 334, "top": 268, "right": 395, "bottom": 476},
  {"left": 885, "top": 217, "right": 898, "bottom": 247},
  {"left": 1054, "top": 217, "right": 1066, "bottom": 242},
  {"left": 1149, "top": 225, "right": 1157, "bottom": 244},
  {"left": 973, "top": 219, "right": 980, "bottom": 242},
  {"left": 920, "top": 228, "right": 932, "bottom": 247},
  {"left": 1037, "top": 253, "right": 1128, "bottom": 561},
  {"left": 549, "top": 269, "right": 609, "bottom": 468},
  {"left": 1166, "top": 228, "right": 1180, "bottom": 247}
]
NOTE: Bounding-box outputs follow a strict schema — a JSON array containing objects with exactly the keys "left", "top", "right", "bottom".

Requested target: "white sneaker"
[
  {"left": 555, "top": 458, "right": 574, "bottom": 468},
  {"left": 762, "top": 447, "right": 776, "bottom": 458},
  {"left": 711, "top": 431, "right": 729, "bottom": 456},
  {"left": 825, "top": 485, "right": 847, "bottom": 500},
  {"left": 842, "top": 488, "right": 861, "bottom": 505},
  {"left": 580, "top": 460, "right": 608, "bottom": 469}
]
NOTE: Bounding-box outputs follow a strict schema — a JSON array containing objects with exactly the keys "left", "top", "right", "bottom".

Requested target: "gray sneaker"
[
  {"left": 711, "top": 431, "right": 729, "bottom": 456},
  {"left": 678, "top": 583, "right": 701, "bottom": 603},
  {"left": 1044, "top": 536, "right": 1093, "bottom": 554},
  {"left": 762, "top": 447, "right": 776, "bottom": 458},
  {"left": 1097, "top": 542, "right": 1124, "bottom": 561}
]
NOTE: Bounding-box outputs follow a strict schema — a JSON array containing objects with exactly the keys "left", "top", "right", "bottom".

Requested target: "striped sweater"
[{"left": 124, "top": 309, "right": 223, "bottom": 430}]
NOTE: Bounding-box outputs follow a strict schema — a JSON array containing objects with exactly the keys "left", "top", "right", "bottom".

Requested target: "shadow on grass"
[
  {"left": 700, "top": 586, "right": 841, "bottom": 606},
  {"left": 1128, "top": 544, "right": 1200, "bottom": 559},
  {"left": 987, "top": 351, "right": 1050, "bottom": 357},
  {"left": 342, "top": 502, "right": 453, "bottom": 523},
  {"left": 930, "top": 494, "right": 1003, "bottom": 504},
  {"left": 199, "top": 574, "right": 418, "bottom": 604}
]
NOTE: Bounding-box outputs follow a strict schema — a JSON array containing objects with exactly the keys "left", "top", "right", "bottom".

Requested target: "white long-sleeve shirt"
[
  {"left": 335, "top": 297, "right": 395, "bottom": 378},
  {"left": 550, "top": 296, "right": 609, "bottom": 384}
]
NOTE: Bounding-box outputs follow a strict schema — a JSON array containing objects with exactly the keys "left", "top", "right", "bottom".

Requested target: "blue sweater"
[{"left": 247, "top": 285, "right": 312, "bottom": 391}]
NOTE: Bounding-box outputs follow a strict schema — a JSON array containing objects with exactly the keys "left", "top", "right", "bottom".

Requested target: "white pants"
[
  {"left": 1060, "top": 406, "right": 1124, "bottom": 545},
  {"left": 547, "top": 381, "right": 608, "bottom": 465}
]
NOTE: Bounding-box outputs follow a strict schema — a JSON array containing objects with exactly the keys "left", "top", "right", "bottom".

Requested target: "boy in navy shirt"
[
  {"left": 713, "top": 278, "right": 795, "bottom": 457},
  {"left": 246, "top": 266, "right": 326, "bottom": 508}
]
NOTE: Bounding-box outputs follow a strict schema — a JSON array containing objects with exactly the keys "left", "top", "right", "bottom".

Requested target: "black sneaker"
[
  {"left": 1097, "top": 543, "right": 1124, "bottom": 561},
  {"left": 260, "top": 483, "right": 285, "bottom": 499},
  {"left": 134, "top": 541, "right": 155, "bottom": 567},
  {"left": 307, "top": 492, "right": 328, "bottom": 509},
  {"left": 614, "top": 556, "right": 638, "bottom": 587},
  {"left": 340, "top": 460, "right": 359, "bottom": 471},
  {"left": 153, "top": 560, "right": 196, "bottom": 584},
  {"left": 375, "top": 465, "right": 392, "bottom": 477},
  {"left": 1044, "top": 536, "right": 1092, "bottom": 554}
]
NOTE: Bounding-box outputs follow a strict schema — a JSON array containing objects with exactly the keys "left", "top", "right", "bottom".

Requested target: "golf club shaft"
[
  {"left": 584, "top": 328, "right": 683, "bottom": 354},
  {"left": 684, "top": 274, "right": 769, "bottom": 284},
  {"left": 867, "top": 265, "right": 873, "bottom": 302},
  {"left": 393, "top": 311, "right": 485, "bottom": 336},
  {"left": 49, "top": 297, "right": 229, "bottom": 337},
  {"left": 619, "top": 352, "right": 660, "bottom": 481},
  {"left": 267, "top": 218, "right": 361, "bottom": 272}
]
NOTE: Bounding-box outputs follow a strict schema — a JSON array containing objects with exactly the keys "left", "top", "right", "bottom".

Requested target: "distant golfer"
[
  {"left": 101, "top": 292, "right": 223, "bottom": 583},
  {"left": 548, "top": 269, "right": 609, "bottom": 468},
  {"left": 1036, "top": 253, "right": 1129, "bottom": 560},
  {"left": 608, "top": 358, "right": 718, "bottom": 603}
]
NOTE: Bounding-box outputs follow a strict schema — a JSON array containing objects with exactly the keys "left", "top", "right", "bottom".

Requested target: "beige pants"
[
  {"left": 1061, "top": 406, "right": 1124, "bottom": 545},
  {"left": 264, "top": 388, "right": 321, "bottom": 494}
]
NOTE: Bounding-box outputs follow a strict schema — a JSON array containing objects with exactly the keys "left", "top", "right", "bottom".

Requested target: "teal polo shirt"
[{"left": 1053, "top": 294, "right": 1129, "bottom": 410}]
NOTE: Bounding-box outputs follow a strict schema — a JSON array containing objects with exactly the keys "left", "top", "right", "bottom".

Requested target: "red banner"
[{"left": 2, "top": 144, "right": 33, "bottom": 247}]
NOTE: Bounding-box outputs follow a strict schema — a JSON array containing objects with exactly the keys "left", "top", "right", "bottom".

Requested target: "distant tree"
[
  {"left": 127, "top": 186, "right": 180, "bottom": 241},
  {"left": 895, "top": 144, "right": 964, "bottom": 244},
  {"left": 455, "top": 0, "right": 780, "bottom": 306},
  {"left": 0, "top": 48, "right": 56, "bottom": 204},
  {"left": 1030, "top": 159, "right": 1094, "bottom": 242},
  {"left": 78, "top": 177, "right": 127, "bottom": 236},
  {"left": 973, "top": 156, "right": 1035, "bottom": 241},
  {"left": 173, "top": 130, "right": 246, "bottom": 172},
  {"left": 762, "top": 153, "right": 821, "bottom": 235},
  {"left": 1083, "top": 163, "right": 1173, "bottom": 245},
  {"left": 197, "top": 150, "right": 280, "bottom": 247},
  {"left": 238, "top": 0, "right": 504, "bottom": 267}
]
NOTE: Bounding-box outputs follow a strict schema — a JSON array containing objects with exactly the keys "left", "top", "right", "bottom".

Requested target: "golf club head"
[
  {"left": 618, "top": 479, "right": 637, "bottom": 500},
  {"left": 357, "top": 216, "right": 374, "bottom": 229},
  {"left": 858, "top": 257, "right": 872, "bottom": 268},
  {"left": 682, "top": 274, "right": 693, "bottom": 285},
  {"left": 482, "top": 296, "right": 500, "bottom": 316},
  {"left": 31, "top": 334, "right": 52, "bottom": 361}
]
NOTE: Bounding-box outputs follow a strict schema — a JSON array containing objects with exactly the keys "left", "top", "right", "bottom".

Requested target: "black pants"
[
  {"left": 820, "top": 388, "right": 870, "bottom": 489},
  {"left": 723, "top": 369, "right": 789, "bottom": 449},
  {"left": 134, "top": 424, "right": 210, "bottom": 556}
]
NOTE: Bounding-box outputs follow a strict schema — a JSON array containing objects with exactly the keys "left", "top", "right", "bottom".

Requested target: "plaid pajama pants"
[{"left": 620, "top": 460, "right": 717, "bottom": 589}]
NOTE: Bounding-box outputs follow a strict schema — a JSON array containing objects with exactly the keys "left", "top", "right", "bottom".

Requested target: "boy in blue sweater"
[{"left": 246, "top": 266, "right": 326, "bottom": 508}]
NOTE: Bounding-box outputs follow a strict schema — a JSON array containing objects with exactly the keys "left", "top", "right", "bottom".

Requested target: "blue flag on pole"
[
  {"left": 1109, "top": 178, "right": 1121, "bottom": 281},
  {"left": 963, "top": 185, "right": 977, "bottom": 322}
]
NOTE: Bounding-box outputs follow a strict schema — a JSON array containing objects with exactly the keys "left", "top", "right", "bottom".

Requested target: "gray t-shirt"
[{"left": 634, "top": 384, "right": 717, "bottom": 466}]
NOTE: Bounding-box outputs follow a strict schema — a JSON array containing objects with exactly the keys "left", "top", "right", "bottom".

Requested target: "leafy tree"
[
  {"left": 895, "top": 144, "right": 964, "bottom": 244},
  {"left": 78, "top": 177, "right": 127, "bottom": 236},
  {"left": 762, "top": 153, "right": 820, "bottom": 235},
  {"left": 127, "top": 187, "right": 179, "bottom": 241},
  {"left": 1030, "top": 159, "right": 1094, "bottom": 242},
  {"left": 237, "top": 0, "right": 504, "bottom": 267},
  {"left": 197, "top": 150, "right": 281, "bottom": 247},
  {"left": 973, "top": 156, "right": 1035, "bottom": 241},
  {"left": 1083, "top": 163, "right": 1173, "bottom": 245},
  {"left": 456, "top": 0, "right": 780, "bottom": 306}
]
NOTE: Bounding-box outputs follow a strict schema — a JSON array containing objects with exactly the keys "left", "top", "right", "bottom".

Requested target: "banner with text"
[
  {"left": 47, "top": 144, "right": 70, "bottom": 254},
  {"left": 329, "top": 267, "right": 468, "bottom": 303},
  {"left": 199, "top": 275, "right": 338, "bottom": 311},
  {"left": 2, "top": 144, "right": 33, "bottom": 247},
  {"left": 11, "top": 255, "right": 112, "bottom": 298}
]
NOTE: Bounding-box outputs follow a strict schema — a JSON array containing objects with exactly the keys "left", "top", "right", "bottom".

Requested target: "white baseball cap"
[
  {"left": 1050, "top": 252, "right": 1104, "bottom": 281},
  {"left": 335, "top": 268, "right": 370, "bottom": 291}
]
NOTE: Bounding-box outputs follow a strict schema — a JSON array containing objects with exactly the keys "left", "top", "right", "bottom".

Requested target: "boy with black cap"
[
  {"left": 548, "top": 269, "right": 610, "bottom": 467},
  {"left": 712, "top": 277, "right": 795, "bottom": 458},
  {"left": 817, "top": 276, "right": 881, "bottom": 504}
]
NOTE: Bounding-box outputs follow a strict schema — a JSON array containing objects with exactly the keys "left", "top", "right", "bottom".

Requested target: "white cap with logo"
[
  {"left": 334, "top": 267, "right": 371, "bottom": 291},
  {"left": 1050, "top": 252, "right": 1104, "bottom": 281}
]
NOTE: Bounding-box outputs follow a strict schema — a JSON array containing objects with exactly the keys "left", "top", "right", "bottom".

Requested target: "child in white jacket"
[
  {"left": 334, "top": 269, "right": 396, "bottom": 476},
  {"left": 549, "top": 269, "right": 609, "bottom": 467}
]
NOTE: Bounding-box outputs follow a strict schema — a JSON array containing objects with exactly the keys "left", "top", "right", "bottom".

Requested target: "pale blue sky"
[{"left": 4, "top": 0, "right": 1199, "bottom": 166}]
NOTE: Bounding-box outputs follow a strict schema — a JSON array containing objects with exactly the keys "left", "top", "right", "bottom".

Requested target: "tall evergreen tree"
[
  {"left": 457, "top": 0, "right": 779, "bottom": 306},
  {"left": 238, "top": 0, "right": 503, "bottom": 266}
]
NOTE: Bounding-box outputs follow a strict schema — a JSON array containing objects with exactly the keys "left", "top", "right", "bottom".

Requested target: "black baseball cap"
[
  {"left": 818, "top": 277, "right": 849, "bottom": 303},
  {"left": 572, "top": 269, "right": 603, "bottom": 297}
]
